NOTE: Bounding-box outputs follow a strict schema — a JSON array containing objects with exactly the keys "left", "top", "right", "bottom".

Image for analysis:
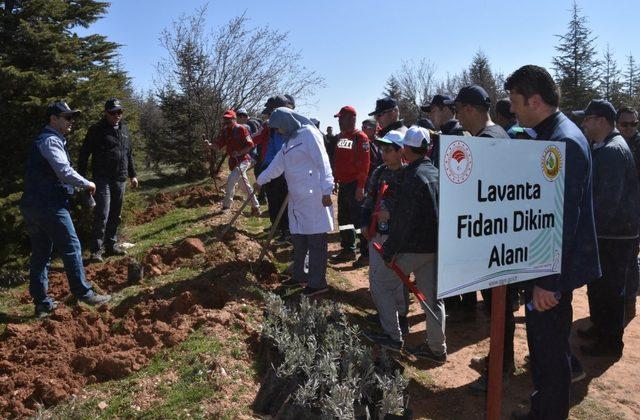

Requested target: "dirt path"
[{"left": 326, "top": 235, "right": 640, "bottom": 419}]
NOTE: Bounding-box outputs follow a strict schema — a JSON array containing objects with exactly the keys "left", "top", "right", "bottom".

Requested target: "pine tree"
[
  {"left": 383, "top": 76, "right": 402, "bottom": 100},
  {"left": 552, "top": 1, "right": 600, "bottom": 113},
  {"left": 598, "top": 44, "right": 624, "bottom": 108},
  {"left": 623, "top": 54, "right": 640, "bottom": 106},
  {"left": 0, "top": 0, "right": 130, "bottom": 195}
]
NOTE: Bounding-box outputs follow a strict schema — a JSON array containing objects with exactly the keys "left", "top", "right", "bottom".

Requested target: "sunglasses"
[
  {"left": 108, "top": 110, "right": 123, "bottom": 116},
  {"left": 619, "top": 121, "right": 638, "bottom": 128}
]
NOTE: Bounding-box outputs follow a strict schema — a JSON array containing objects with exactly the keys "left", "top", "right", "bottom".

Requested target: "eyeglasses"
[
  {"left": 619, "top": 121, "right": 638, "bottom": 128},
  {"left": 108, "top": 110, "right": 123, "bottom": 116}
]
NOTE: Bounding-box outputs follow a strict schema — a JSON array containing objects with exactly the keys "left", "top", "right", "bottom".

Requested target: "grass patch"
[{"left": 570, "top": 396, "right": 625, "bottom": 419}]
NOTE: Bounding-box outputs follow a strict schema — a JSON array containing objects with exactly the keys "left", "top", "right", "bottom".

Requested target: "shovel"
[{"left": 256, "top": 194, "right": 289, "bottom": 264}]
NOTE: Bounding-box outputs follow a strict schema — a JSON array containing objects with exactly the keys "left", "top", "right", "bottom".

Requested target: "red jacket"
[
  {"left": 333, "top": 129, "right": 370, "bottom": 188},
  {"left": 215, "top": 123, "right": 253, "bottom": 170}
]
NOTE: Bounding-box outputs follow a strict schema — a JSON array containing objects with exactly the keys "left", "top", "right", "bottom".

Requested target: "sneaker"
[
  {"left": 302, "top": 286, "right": 329, "bottom": 297},
  {"left": 35, "top": 301, "right": 58, "bottom": 318},
  {"left": 372, "top": 335, "right": 403, "bottom": 353},
  {"left": 352, "top": 255, "right": 369, "bottom": 268},
  {"left": 88, "top": 251, "right": 103, "bottom": 263},
  {"left": 571, "top": 367, "right": 587, "bottom": 383},
  {"left": 330, "top": 249, "right": 356, "bottom": 263},
  {"left": 468, "top": 372, "right": 511, "bottom": 395},
  {"left": 281, "top": 278, "right": 306, "bottom": 288},
  {"left": 80, "top": 293, "right": 112, "bottom": 306},
  {"left": 406, "top": 343, "right": 446, "bottom": 364},
  {"left": 399, "top": 315, "right": 410, "bottom": 336},
  {"left": 104, "top": 245, "right": 127, "bottom": 257}
]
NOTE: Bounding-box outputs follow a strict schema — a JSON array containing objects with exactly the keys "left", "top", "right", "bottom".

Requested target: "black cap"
[
  {"left": 368, "top": 97, "right": 397, "bottom": 116},
  {"left": 261, "top": 95, "right": 289, "bottom": 115},
  {"left": 495, "top": 98, "right": 515, "bottom": 119},
  {"left": 420, "top": 94, "right": 453, "bottom": 112},
  {"left": 284, "top": 94, "right": 295, "bottom": 109},
  {"left": 46, "top": 101, "right": 81, "bottom": 117},
  {"left": 104, "top": 98, "right": 124, "bottom": 112},
  {"left": 445, "top": 85, "right": 491, "bottom": 109},
  {"left": 416, "top": 117, "right": 435, "bottom": 130},
  {"left": 572, "top": 99, "right": 616, "bottom": 123}
]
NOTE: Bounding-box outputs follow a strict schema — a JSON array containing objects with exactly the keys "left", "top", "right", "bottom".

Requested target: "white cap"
[
  {"left": 236, "top": 108, "right": 248, "bottom": 116},
  {"left": 403, "top": 125, "right": 431, "bottom": 148},
  {"left": 377, "top": 130, "right": 405, "bottom": 148}
]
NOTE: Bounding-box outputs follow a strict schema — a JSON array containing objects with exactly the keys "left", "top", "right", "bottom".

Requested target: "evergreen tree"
[
  {"left": 623, "top": 54, "right": 640, "bottom": 106},
  {"left": 0, "top": 0, "right": 130, "bottom": 195},
  {"left": 383, "top": 76, "right": 402, "bottom": 100},
  {"left": 552, "top": 1, "right": 600, "bottom": 113},
  {"left": 598, "top": 44, "right": 624, "bottom": 108}
]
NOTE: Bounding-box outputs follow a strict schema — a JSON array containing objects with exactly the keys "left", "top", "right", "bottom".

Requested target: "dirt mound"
[
  {"left": 143, "top": 237, "right": 206, "bottom": 277},
  {"left": 134, "top": 185, "right": 223, "bottom": 224},
  {"left": 0, "top": 277, "right": 231, "bottom": 417}
]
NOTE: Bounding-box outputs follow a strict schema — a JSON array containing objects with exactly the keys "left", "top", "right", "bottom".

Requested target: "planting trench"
[{"left": 1, "top": 227, "right": 281, "bottom": 417}]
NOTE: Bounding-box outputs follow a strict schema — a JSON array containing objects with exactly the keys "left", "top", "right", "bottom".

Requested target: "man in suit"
[{"left": 505, "top": 65, "right": 601, "bottom": 420}]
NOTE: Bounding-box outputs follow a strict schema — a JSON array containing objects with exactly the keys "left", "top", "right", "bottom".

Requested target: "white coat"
[{"left": 257, "top": 126, "right": 334, "bottom": 235}]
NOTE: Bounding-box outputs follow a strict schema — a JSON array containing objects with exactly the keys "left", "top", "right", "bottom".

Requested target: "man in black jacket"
[
  {"left": 573, "top": 99, "right": 640, "bottom": 358},
  {"left": 616, "top": 106, "right": 640, "bottom": 320},
  {"left": 79, "top": 98, "right": 138, "bottom": 262},
  {"left": 382, "top": 126, "right": 446, "bottom": 364},
  {"left": 421, "top": 94, "right": 466, "bottom": 168}
]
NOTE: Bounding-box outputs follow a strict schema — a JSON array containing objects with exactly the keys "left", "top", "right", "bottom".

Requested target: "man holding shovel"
[
  {"left": 381, "top": 126, "right": 447, "bottom": 363},
  {"left": 205, "top": 109, "right": 260, "bottom": 216}
]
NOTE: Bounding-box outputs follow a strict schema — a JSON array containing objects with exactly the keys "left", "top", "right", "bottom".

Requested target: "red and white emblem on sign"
[{"left": 444, "top": 140, "right": 473, "bottom": 184}]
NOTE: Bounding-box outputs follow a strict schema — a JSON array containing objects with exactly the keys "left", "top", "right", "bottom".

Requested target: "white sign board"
[{"left": 437, "top": 135, "right": 565, "bottom": 299}]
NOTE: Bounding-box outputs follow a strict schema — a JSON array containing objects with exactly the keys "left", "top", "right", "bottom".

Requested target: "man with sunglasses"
[
  {"left": 21, "top": 102, "right": 111, "bottom": 317},
  {"left": 616, "top": 107, "right": 640, "bottom": 320},
  {"left": 573, "top": 100, "right": 640, "bottom": 358},
  {"left": 79, "top": 98, "right": 138, "bottom": 263}
]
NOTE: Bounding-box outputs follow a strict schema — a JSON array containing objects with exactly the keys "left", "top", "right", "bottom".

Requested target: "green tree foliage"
[
  {"left": 598, "top": 44, "right": 624, "bottom": 108},
  {"left": 552, "top": 1, "right": 600, "bottom": 112},
  {"left": 0, "top": 0, "right": 131, "bottom": 194},
  {"left": 623, "top": 54, "right": 640, "bottom": 107}
]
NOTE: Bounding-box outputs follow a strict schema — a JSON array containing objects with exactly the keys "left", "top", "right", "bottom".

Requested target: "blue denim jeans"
[{"left": 20, "top": 205, "right": 94, "bottom": 307}]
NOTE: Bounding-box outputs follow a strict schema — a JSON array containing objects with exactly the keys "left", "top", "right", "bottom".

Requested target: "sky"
[{"left": 77, "top": 0, "right": 640, "bottom": 130}]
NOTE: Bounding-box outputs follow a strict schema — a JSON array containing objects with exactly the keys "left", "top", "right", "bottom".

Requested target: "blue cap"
[
  {"left": 445, "top": 85, "right": 491, "bottom": 109},
  {"left": 572, "top": 99, "right": 616, "bottom": 123},
  {"left": 421, "top": 94, "right": 453, "bottom": 112},
  {"left": 369, "top": 97, "right": 398, "bottom": 116},
  {"left": 46, "top": 101, "right": 81, "bottom": 117}
]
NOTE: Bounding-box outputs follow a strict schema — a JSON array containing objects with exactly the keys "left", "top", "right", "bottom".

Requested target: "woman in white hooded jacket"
[{"left": 255, "top": 107, "right": 334, "bottom": 296}]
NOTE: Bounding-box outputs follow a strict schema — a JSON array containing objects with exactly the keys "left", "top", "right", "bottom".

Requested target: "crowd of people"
[{"left": 20, "top": 64, "right": 639, "bottom": 420}]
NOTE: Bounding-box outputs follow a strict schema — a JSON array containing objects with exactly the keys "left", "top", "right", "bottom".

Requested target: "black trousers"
[
  {"left": 90, "top": 177, "right": 126, "bottom": 253},
  {"left": 524, "top": 286, "right": 573, "bottom": 420},
  {"left": 480, "top": 286, "right": 516, "bottom": 369},
  {"left": 625, "top": 239, "right": 639, "bottom": 302},
  {"left": 337, "top": 181, "right": 367, "bottom": 255},
  {"left": 588, "top": 238, "right": 636, "bottom": 348},
  {"left": 264, "top": 174, "right": 288, "bottom": 232}
]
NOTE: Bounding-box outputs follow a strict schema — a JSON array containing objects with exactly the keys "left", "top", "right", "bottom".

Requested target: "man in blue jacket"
[
  {"left": 20, "top": 102, "right": 112, "bottom": 317},
  {"left": 572, "top": 100, "right": 640, "bottom": 358},
  {"left": 505, "top": 65, "right": 601, "bottom": 420}
]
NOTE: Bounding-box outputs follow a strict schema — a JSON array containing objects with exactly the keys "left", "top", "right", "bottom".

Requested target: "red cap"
[
  {"left": 334, "top": 105, "right": 357, "bottom": 117},
  {"left": 223, "top": 109, "right": 236, "bottom": 119}
]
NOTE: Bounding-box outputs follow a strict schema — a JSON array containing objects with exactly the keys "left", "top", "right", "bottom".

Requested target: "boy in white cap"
[{"left": 382, "top": 126, "right": 446, "bottom": 363}]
